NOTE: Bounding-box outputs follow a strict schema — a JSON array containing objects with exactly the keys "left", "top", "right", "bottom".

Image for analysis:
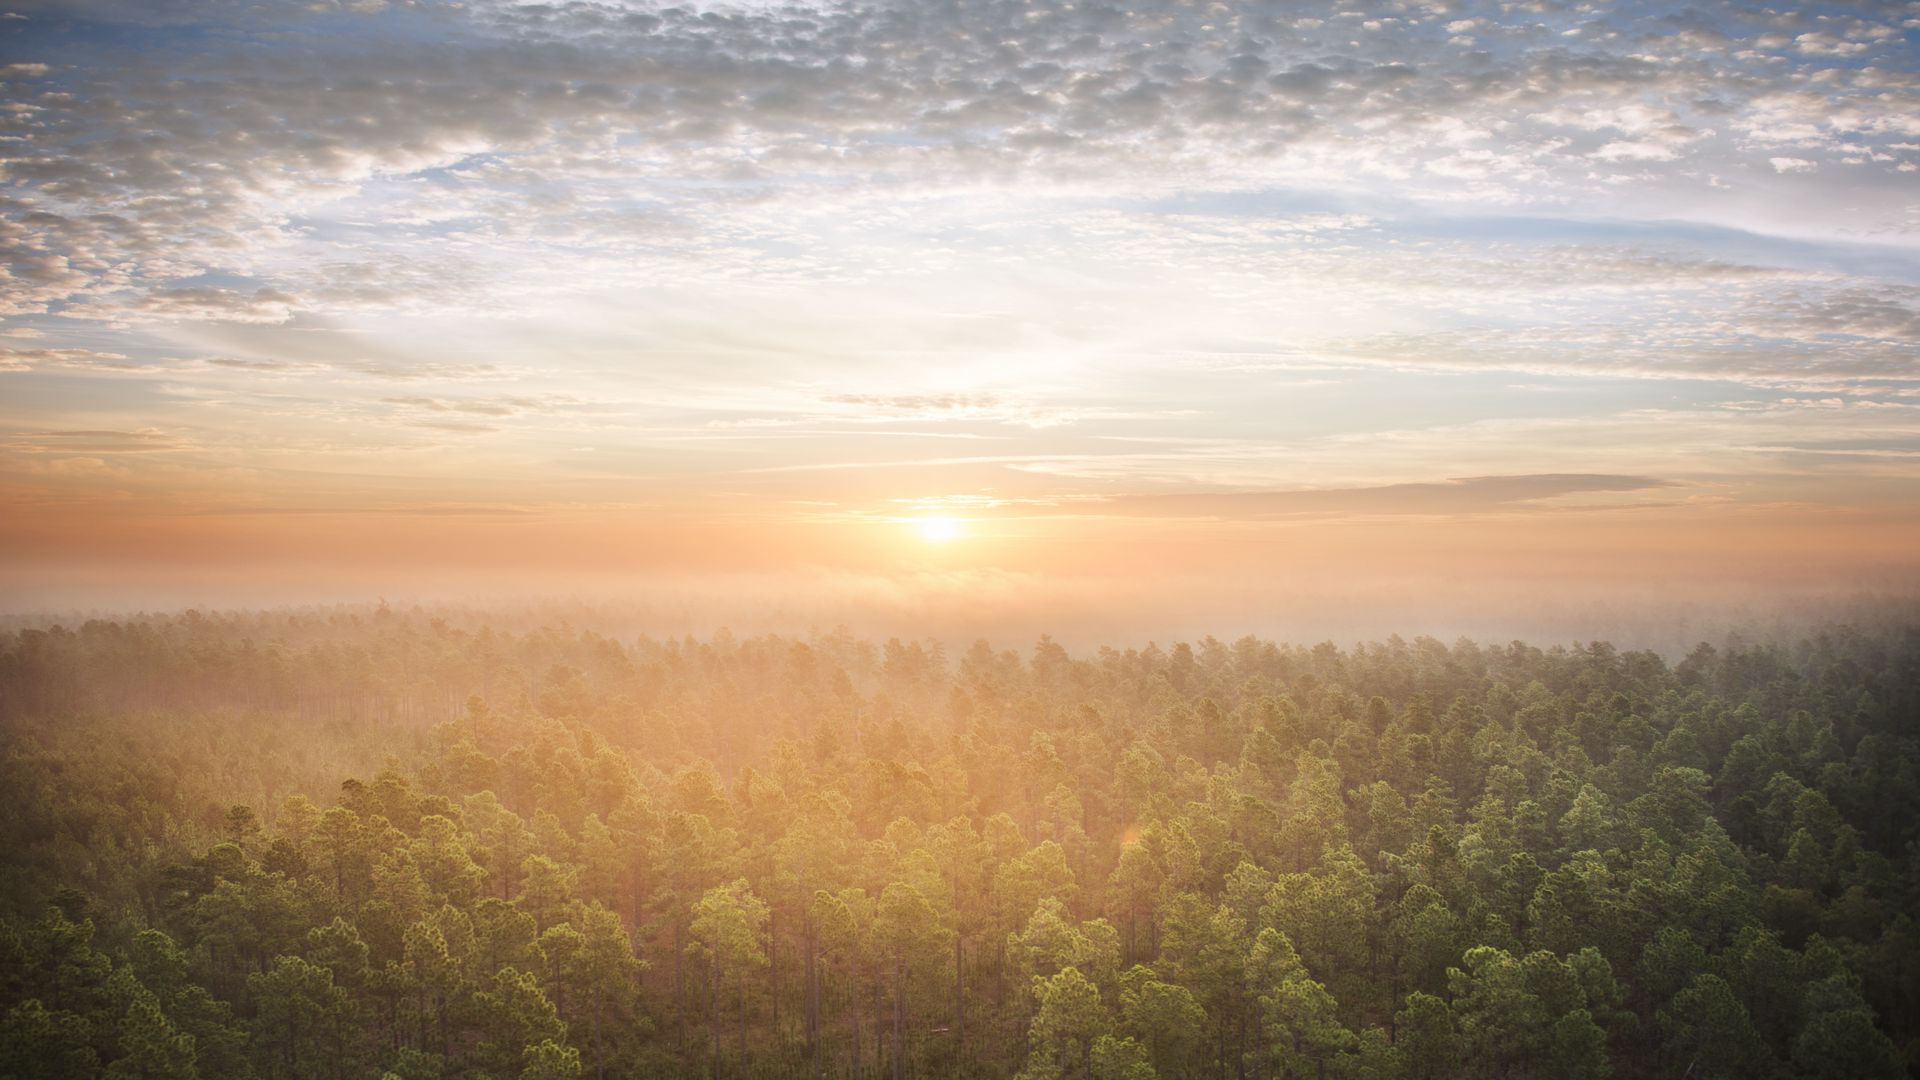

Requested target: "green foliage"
[
  {"left": 1395, "top": 992, "right": 1458, "bottom": 1080},
  {"left": 247, "top": 955, "right": 353, "bottom": 1080},
  {"left": 1657, "top": 974, "right": 1768, "bottom": 1079},
  {"left": 3, "top": 613, "right": 1919, "bottom": 1078},
  {"left": 688, "top": 879, "right": 769, "bottom": 976},
  {"left": 1116, "top": 965, "right": 1204, "bottom": 1077},
  {"left": 518, "top": 1039, "right": 582, "bottom": 1080},
  {"left": 1020, "top": 967, "right": 1110, "bottom": 1080}
]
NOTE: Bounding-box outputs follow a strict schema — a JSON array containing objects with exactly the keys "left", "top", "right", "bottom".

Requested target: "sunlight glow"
[{"left": 916, "top": 516, "right": 962, "bottom": 544}]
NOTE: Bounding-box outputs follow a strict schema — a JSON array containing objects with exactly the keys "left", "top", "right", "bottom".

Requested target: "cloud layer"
[{"left": 0, "top": 0, "right": 1917, "bottom": 599}]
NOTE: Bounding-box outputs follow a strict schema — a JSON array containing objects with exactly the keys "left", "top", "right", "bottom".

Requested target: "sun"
[{"left": 915, "top": 516, "right": 962, "bottom": 543}]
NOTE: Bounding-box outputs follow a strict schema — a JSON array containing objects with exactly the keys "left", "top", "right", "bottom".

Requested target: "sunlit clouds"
[{"left": 0, "top": 0, "right": 1917, "bottom": 618}]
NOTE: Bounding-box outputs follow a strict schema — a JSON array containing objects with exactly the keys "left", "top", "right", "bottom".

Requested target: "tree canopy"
[{"left": 2, "top": 609, "right": 1917, "bottom": 1078}]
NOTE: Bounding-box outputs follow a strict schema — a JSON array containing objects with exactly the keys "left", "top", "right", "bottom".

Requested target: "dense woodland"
[{"left": 1, "top": 607, "right": 1917, "bottom": 1080}]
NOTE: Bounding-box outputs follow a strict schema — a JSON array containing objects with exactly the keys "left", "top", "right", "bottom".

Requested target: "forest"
[{"left": 0, "top": 607, "right": 1916, "bottom": 1080}]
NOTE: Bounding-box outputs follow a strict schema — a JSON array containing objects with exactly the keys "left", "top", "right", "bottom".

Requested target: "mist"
[{"left": 5, "top": 565, "right": 1914, "bottom": 661}]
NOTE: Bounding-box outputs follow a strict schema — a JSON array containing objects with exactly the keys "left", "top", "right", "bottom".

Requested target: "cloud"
[
  {"left": 1079, "top": 474, "right": 1678, "bottom": 519},
  {"left": 1794, "top": 32, "right": 1869, "bottom": 57},
  {"left": 130, "top": 287, "right": 302, "bottom": 324},
  {"left": 826, "top": 393, "right": 1003, "bottom": 415},
  {"left": 0, "top": 428, "right": 185, "bottom": 454},
  {"left": 371, "top": 393, "right": 584, "bottom": 434},
  {"left": 1778, "top": 289, "right": 1920, "bottom": 341},
  {"left": 821, "top": 392, "right": 1116, "bottom": 429},
  {"left": 1326, "top": 282, "right": 1920, "bottom": 390},
  {"left": 1, "top": 0, "right": 1915, "bottom": 324},
  {"left": 0, "top": 345, "right": 133, "bottom": 371},
  {"left": 380, "top": 394, "right": 576, "bottom": 417},
  {"left": 199, "top": 355, "right": 333, "bottom": 375}
]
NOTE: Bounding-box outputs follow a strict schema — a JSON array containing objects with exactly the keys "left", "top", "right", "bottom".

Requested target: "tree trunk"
[
  {"left": 769, "top": 908, "right": 780, "bottom": 1037},
  {"left": 872, "top": 968, "right": 885, "bottom": 1080},
  {"left": 678, "top": 923, "right": 689, "bottom": 1054},
  {"left": 954, "top": 933, "right": 965, "bottom": 1071},
  {"left": 892, "top": 957, "right": 905, "bottom": 1080},
  {"left": 1236, "top": 1011, "right": 1247, "bottom": 1080},
  {"left": 709, "top": 961, "right": 722, "bottom": 1080},
  {"left": 1250, "top": 1005, "right": 1263, "bottom": 1080},
  {"left": 807, "top": 921, "right": 822, "bottom": 1080},
  {"left": 592, "top": 998, "right": 605, "bottom": 1080},
  {"left": 994, "top": 935, "right": 1006, "bottom": 1011},
  {"left": 850, "top": 961, "right": 862, "bottom": 1080}
]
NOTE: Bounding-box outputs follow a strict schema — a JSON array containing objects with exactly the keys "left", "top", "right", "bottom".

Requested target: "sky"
[{"left": 1, "top": 0, "right": 1918, "bottom": 639}]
